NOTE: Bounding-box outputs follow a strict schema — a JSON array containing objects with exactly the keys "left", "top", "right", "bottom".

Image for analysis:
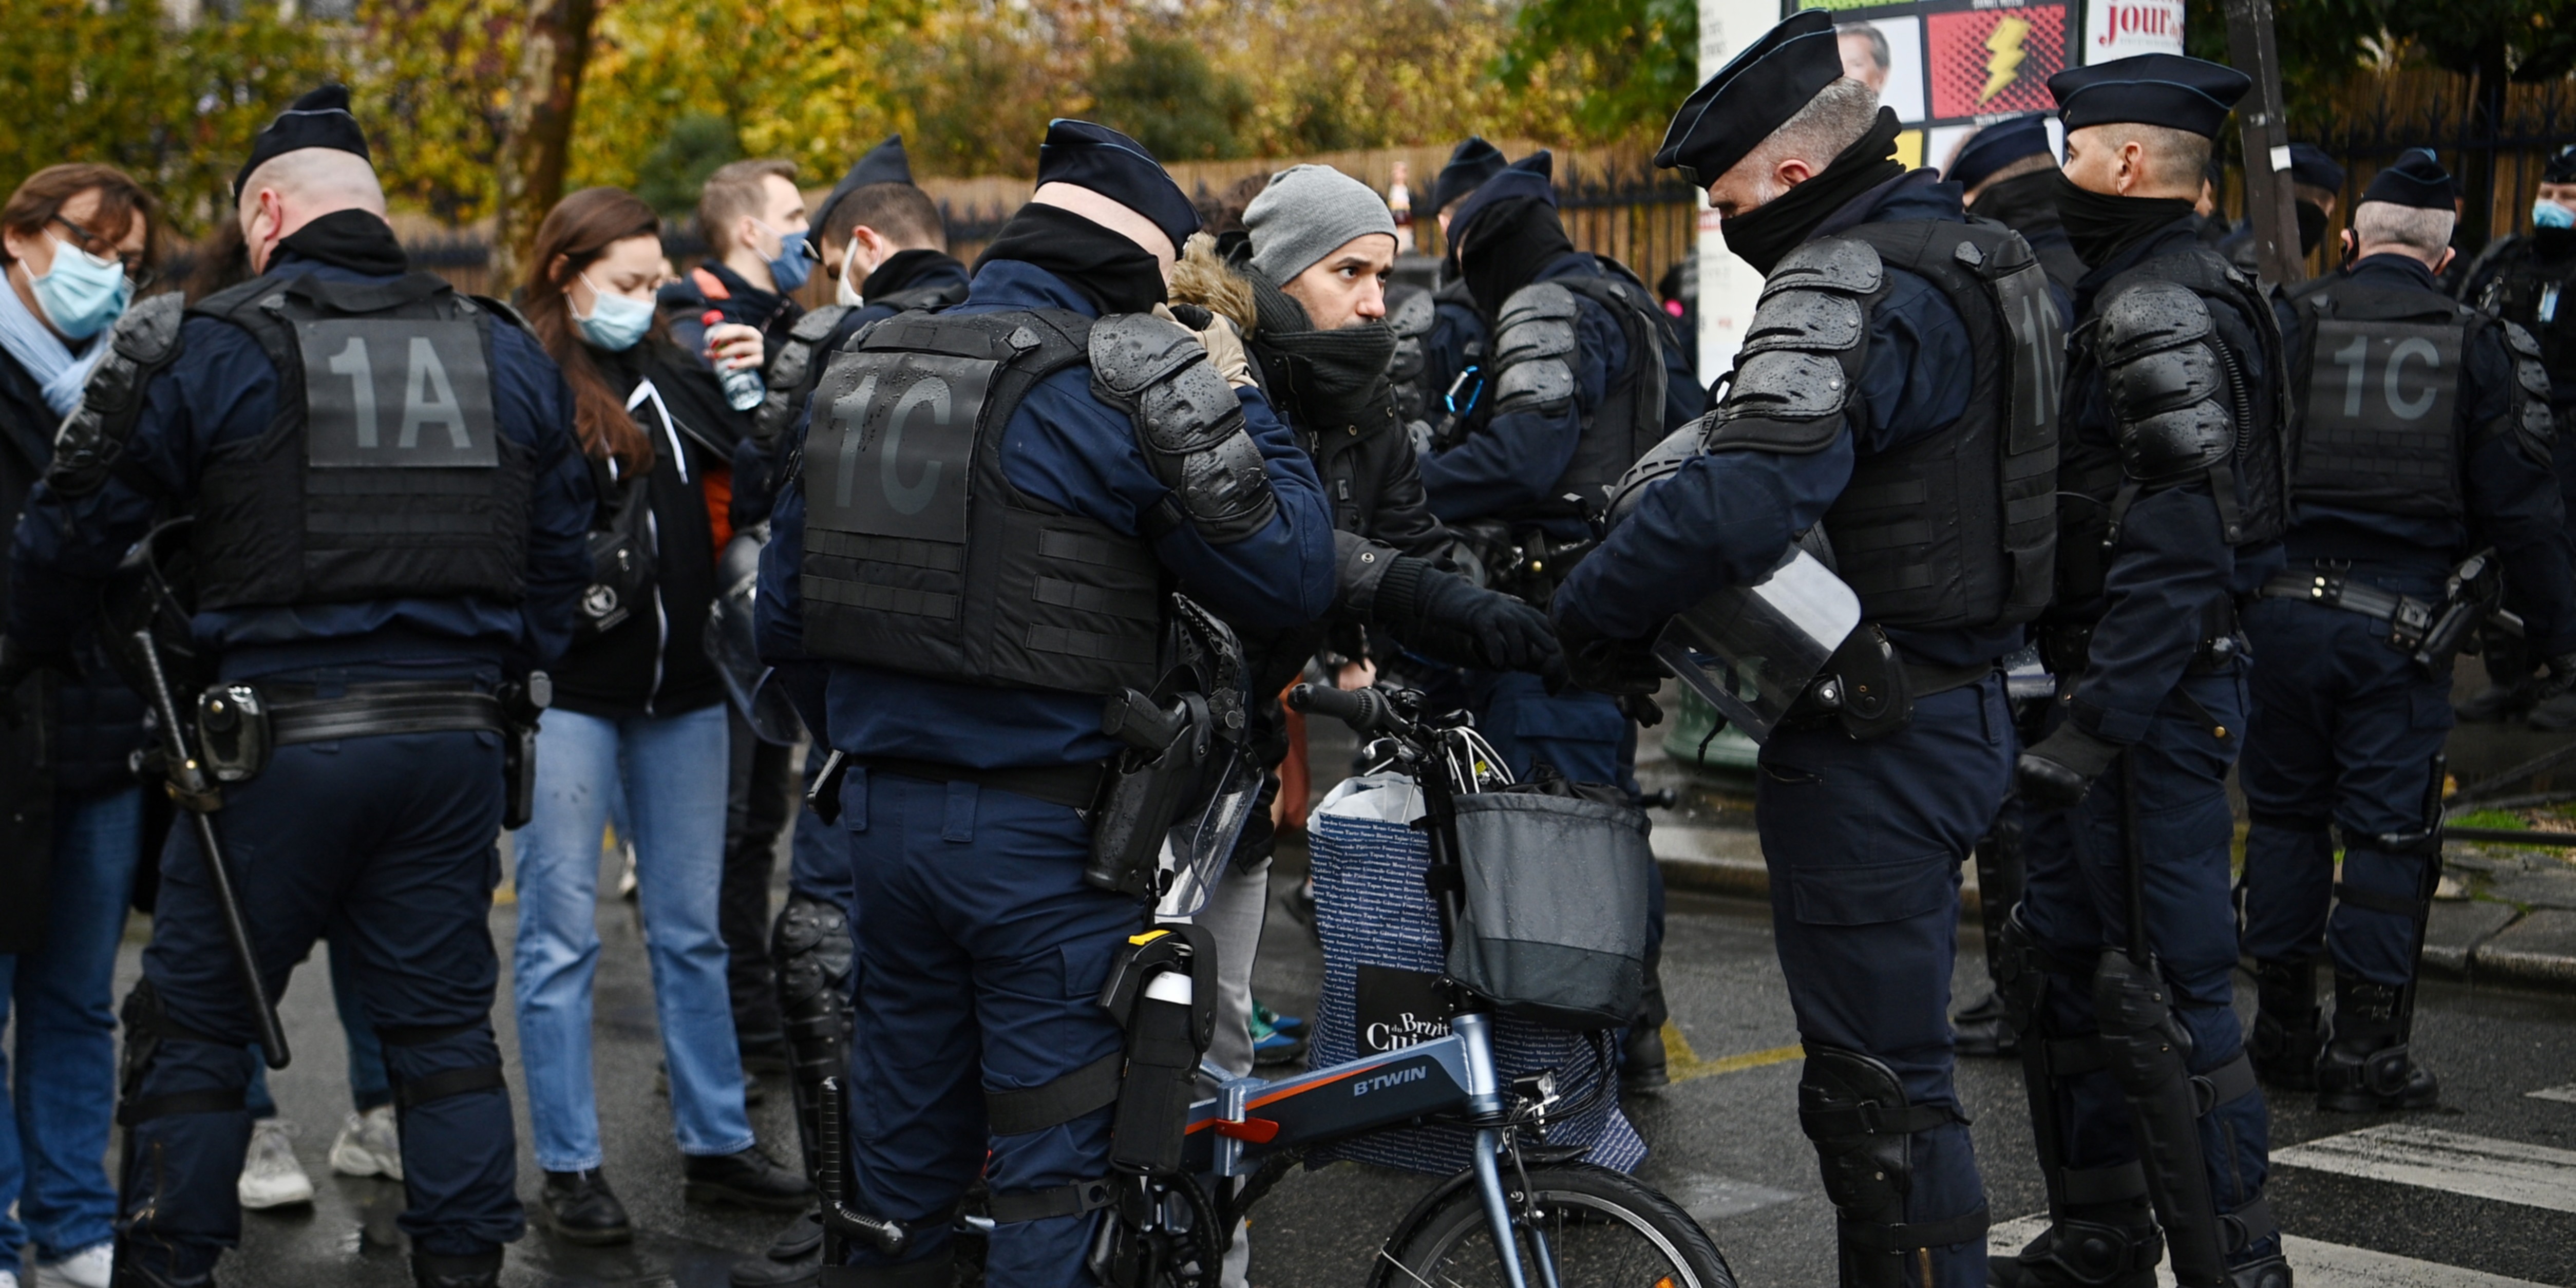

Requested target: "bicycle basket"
[{"left": 1446, "top": 788, "right": 1654, "bottom": 1030}]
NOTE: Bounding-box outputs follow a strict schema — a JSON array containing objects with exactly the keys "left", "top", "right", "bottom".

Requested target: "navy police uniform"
[
  {"left": 1558, "top": 15, "right": 2061, "bottom": 1283},
  {"left": 3, "top": 88, "right": 591, "bottom": 1288},
  {"left": 2240, "top": 153, "right": 2576, "bottom": 1112},
  {"left": 1999, "top": 55, "right": 2288, "bottom": 1288},
  {"left": 757, "top": 121, "right": 1334, "bottom": 1285}
]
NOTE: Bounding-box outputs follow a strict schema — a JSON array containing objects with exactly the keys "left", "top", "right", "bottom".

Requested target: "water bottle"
[{"left": 704, "top": 310, "right": 765, "bottom": 411}]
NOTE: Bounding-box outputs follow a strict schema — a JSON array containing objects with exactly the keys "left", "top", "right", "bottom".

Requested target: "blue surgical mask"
[
  {"left": 2536, "top": 199, "right": 2576, "bottom": 231},
  {"left": 759, "top": 221, "right": 815, "bottom": 293},
  {"left": 574, "top": 273, "right": 655, "bottom": 352},
  {"left": 30, "top": 231, "right": 133, "bottom": 341}
]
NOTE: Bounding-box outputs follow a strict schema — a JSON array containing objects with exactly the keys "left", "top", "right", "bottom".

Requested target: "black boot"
[
  {"left": 2317, "top": 975, "right": 2438, "bottom": 1112},
  {"left": 686, "top": 1145, "right": 817, "bottom": 1211},
  {"left": 1953, "top": 988, "right": 2018, "bottom": 1057},
  {"left": 108, "top": 1248, "right": 216, "bottom": 1288},
  {"left": 1621, "top": 1023, "right": 1669, "bottom": 1093},
  {"left": 1987, "top": 1203, "right": 2163, "bottom": 1288},
  {"left": 539, "top": 1168, "right": 633, "bottom": 1245},
  {"left": 412, "top": 1249, "right": 503, "bottom": 1288},
  {"left": 2249, "top": 958, "right": 2320, "bottom": 1091},
  {"left": 730, "top": 1248, "right": 821, "bottom": 1287},
  {"left": 2226, "top": 1252, "right": 2294, "bottom": 1288}
]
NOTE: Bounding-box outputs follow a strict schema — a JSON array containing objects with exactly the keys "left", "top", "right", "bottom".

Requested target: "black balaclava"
[
  {"left": 1717, "top": 107, "right": 1906, "bottom": 276},
  {"left": 2051, "top": 172, "right": 2198, "bottom": 269},
  {"left": 1455, "top": 198, "right": 1576, "bottom": 320},
  {"left": 973, "top": 202, "right": 1166, "bottom": 314}
]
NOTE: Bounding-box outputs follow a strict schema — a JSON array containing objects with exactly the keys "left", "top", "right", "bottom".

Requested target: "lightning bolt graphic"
[{"left": 1981, "top": 16, "right": 2031, "bottom": 104}]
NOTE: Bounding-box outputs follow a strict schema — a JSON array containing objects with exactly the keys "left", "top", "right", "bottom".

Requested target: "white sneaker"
[
  {"left": 1, "top": 1267, "right": 20, "bottom": 1288},
  {"left": 238, "top": 1117, "right": 315, "bottom": 1209},
  {"left": 329, "top": 1104, "right": 404, "bottom": 1181},
  {"left": 36, "top": 1241, "right": 111, "bottom": 1288}
]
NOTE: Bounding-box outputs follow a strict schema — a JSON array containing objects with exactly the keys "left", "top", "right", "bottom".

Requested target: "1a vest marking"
[
  {"left": 297, "top": 319, "right": 497, "bottom": 468},
  {"left": 811, "top": 352, "right": 996, "bottom": 544}
]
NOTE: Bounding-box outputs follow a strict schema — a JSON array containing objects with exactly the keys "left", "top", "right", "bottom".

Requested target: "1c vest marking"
[
  {"left": 296, "top": 319, "right": 498, "bottom": 466},
  {"left": 810, "top": 353, "right": 997, "bottom": 544},
  {"left": 2313, "top": 321, "right": 2458, "bottom": 428}
]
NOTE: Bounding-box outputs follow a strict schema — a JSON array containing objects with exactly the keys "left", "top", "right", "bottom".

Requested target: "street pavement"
[{"left": 107, "top": 687, "right": 2576, "bottom": 1287}]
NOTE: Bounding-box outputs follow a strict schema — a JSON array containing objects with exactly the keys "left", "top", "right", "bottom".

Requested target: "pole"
[{"left": 2223, "top": 0, "right": 2305, "bottom": 288}]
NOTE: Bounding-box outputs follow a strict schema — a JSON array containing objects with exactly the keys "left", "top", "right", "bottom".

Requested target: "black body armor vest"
[
  {"left": 2284, "top": 277, "right": 2475, "bottom": 521},
  {"left": 2473, "top": 236, "right": 2576, "bottom": 397},
  {"left": 795, "top": 309, "right": 1165, "bottom": 695},
  {"left": 188, "top": 272, "right": 531, "bottom": 612},
  {"left": 1828, "top": 220, "right": 2062, "bottom": 632},
  {"left": 1551, "top": 271, "right": 1676, "bottom": 512}
]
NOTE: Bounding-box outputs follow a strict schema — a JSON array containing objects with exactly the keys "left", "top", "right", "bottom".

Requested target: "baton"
[{"left": 131, "top": 630, "right": 290, "bottom": 1070}]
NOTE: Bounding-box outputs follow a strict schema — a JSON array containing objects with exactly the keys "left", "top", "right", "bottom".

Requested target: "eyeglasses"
[{"left": 49, "top": 213, "right": 157, "bottom": 291}]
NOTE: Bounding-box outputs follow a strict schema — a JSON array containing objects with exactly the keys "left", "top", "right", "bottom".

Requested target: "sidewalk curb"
[{"left": 1653, "top": 826, "right": 2576, "bottom": 992}]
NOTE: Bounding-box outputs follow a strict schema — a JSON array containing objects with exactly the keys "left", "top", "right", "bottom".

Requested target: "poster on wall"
[{"left": 1791, "top": 0, "right": 2171, "bottom": 175}]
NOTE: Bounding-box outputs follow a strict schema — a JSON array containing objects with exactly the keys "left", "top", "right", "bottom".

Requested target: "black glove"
[
  {"left": 1617, "top": 692, "right": 1664, "bottom": 728},
  {"left": 0, "top": 636, "right": 73, "bottom": 727},
  {"left": 1551, "top": 609, "right": 1668, "bottom": 698},
  {"left": 1382, "top": 557, "right": 1562, "bottom": 673},
  {"left": 2016, "top": 722, "right": 2125, "bottom": 811}
]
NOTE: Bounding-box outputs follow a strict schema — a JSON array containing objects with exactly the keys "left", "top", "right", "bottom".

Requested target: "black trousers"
[{"left": 722, "top": 707, "right": 798, "bottom": 1047}]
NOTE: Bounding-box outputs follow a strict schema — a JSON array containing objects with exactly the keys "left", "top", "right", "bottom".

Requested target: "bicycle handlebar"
[{"left": 1286, "top": 682, "right": 1397, "bottom": 734}]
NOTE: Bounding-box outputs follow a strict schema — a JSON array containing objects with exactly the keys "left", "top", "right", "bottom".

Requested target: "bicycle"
[{"left": 815, "top": 680, "right": 1735, "bottom": 1288}]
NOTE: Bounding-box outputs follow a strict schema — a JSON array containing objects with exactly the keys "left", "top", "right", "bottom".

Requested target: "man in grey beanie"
[{"left": 1243, "top": 163, "right": 1401, "bottom": 328}]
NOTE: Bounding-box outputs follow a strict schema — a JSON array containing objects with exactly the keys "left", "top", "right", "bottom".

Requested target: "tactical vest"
[
  {"left": 795, "top": 309, "right": 1165, "bottom": 695},
  {"left": 1555, "top": 270, "right": 1681, "bottom": 510},
  {"left": 2058, "top": 246, "right": 2290, "bottom": 607},
  {"left": 2283, "top": 277, "right": 2476, "bottom": 521},
  {"left": 1826, "top": 220, "right": 2063, "bottom": 632},
  {"left": 188, "top": 272, "right": 530, "bottom": 612},
  {"left": 2475, "top": 237, "right": 2576, "bottom": 395}
]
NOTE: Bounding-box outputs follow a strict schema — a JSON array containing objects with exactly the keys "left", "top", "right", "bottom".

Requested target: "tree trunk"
[
  {"left": 490, "top": 0, "right": 598, "bottom": 293},
  {"left": 2461, "top": 33, "right": 2510, "bottom": 256}
]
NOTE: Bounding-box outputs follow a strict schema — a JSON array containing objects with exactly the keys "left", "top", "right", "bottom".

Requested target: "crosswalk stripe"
[
  {"left": 2526, "top": 1082, "right": 2576, "bottom": 1105},
  {"left": 1990, "top": 1216, "right": 2555, "bottom": 1288},
  {"left": 2271, "top": 1124, "right": 2576, "bottom": 1216}
]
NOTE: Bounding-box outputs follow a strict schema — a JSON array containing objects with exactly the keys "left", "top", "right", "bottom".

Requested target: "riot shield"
[
  {"left": 1650, "top": 547, "right": 1861, "bottom": 744},
  {"left": 705, "top": 527, "right": 805, "bottom": 746}
]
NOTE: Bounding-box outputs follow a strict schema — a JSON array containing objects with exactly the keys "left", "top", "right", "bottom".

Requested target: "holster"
[
  {"left": 1098, "top": 925, "right": 1217, "bottom": 1176},
  {"left": 498, "top": 672, "right": 552, "bottom": 832},
  {"left": 1082, "top": 691, "right": 1210, "bottom": 899}
]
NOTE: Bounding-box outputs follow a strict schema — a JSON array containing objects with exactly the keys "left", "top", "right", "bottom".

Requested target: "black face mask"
[
  {"left": 1718, "top": 108, "right": 1907, "bottom": 276},
  {"left": 2051, "top": 172, "right": 2199, "bottom": 269},
  {"left": 2295, "top": 199, "right": 2329, "bottom": 257},
  {"left": 973, "top": 203, "right": 1167, "bottom": 314},
  {"left": 1456, "top": 198, "right": 1576, "bottom": 319}
]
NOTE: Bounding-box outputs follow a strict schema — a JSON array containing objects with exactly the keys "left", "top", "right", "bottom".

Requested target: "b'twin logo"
[{"left": 1353, "top": 1066, "right": 1429, "bottom": 1097}]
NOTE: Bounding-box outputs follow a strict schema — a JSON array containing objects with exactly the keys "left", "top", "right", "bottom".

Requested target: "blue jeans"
[
  {"left": 244, "top": 936, "right": 391, "bottom": 1119},
  {"left": 0, "top": 787, "right": 142, "bottom": 1273},
  {"left": 513, "top": 703, "right": 751, "bottom": 1170}
]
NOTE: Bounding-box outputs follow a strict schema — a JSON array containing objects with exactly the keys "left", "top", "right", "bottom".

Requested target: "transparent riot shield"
[
  {"left": 1154, "top": 743, "right": 1265, "bottom": 920},
  {"left": 706, "top": 528, "right": 806, "bottom": 746},
  {"left": 1650, "top": 547, "right": 1861, "bottom": 744}
]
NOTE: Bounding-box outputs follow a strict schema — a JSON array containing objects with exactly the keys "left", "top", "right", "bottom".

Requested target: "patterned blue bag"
[{"left": 1304, "top": 775, "right": 1645, "bottom": 1175}]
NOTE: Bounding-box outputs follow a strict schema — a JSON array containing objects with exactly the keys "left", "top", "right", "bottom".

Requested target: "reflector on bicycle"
[{"left": 1651, "top": 547, "right": 1861, "bottom": 745}]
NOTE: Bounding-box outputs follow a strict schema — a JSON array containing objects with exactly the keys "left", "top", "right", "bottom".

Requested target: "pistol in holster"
[
  {"left": 498, "top": 672, "right": 552, "bottom": 831},
  {"left": 2414, "top": 549, "right": 2508, "bottom": 675},
  {"left": 1083, "top": 689, "right": 1213, "bottom": 899}
]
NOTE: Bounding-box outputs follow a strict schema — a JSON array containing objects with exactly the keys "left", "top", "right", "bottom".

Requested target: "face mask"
[
  {"left": 574, "top": 273, "right": 654, "bottom": 352},
  {"left": 29, "top": 231, "right": 133, "bottom": 340},
  {"left": 2295, "top": 199, "right": 2328, "bottom": 257},
  {"left": 835, "top": 250, "right": 864, "bottom": 307},
  {"left": 759, "top": 221, "right": 814, "bottom": 293},
  {"left": 2536, "top": 199, "right": 2576, "bottom": 231}
]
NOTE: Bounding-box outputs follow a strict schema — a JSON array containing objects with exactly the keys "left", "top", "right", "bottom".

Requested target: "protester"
[
  {"left": 510, "top": 185, "right": 809, "bottom": 1247},
  {"left": 661, "top": 159, "right": 811, "bottom": 359},
  {"left": 0, "top": 160, "right": 158, "bottom": 1288}
]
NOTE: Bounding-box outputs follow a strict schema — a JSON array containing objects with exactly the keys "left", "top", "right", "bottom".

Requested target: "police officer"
[
  {"left": 2240, "top": 150, "right": 2576, "bottom": 1114},
  {"left": 2456, "top": 143, "right": 2576, "bottom": 725},
  {"left": 1998, "top": 55, "right": 2289, "bottom": 1288},
  {"left": 2220, "top": 144, "right": 2346, "bottom": 274},
  {"left": 1556, "top": 11, "right": 2063, "bottom": 1281},
  {"left": 0, "top": 86, "right": 593, "bottom": 1288},
  {"left": 1948, "top": 114, "right": 2084, "bottom": 298},
  {"left": 756, "top": 120, "right": 1334, "bottom": 1285},
  {"left": 1392, "top": 137, "right": 1508, "bottom": 451}
]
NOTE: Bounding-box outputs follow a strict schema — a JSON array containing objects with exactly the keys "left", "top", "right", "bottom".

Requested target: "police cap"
[
  {"left": 1947, "top": 115, "right": 2052, "bottom": 192},
  {"left": 1656, "top": 10, "right": 1845, "bottom": 186},
  {"left": 2046, "top": 53, "right": 2249, "bottom": 139},
  {"left": 233, "top": 84, "right": 372, "bottom": 199},
  {"left": 1446, "top": 151, "right": 1555, "bottom": 254},
  {"left": 2288, "top": 143, "right": 2346, "bottom": 194},
  {"left": 1036, "top": 119, "right": 1199, "bottom": 256},
  {"left": 820, "top": 134, "right": 915, "bottom": 232},
  {"left": 1432, "top": 137, "right": 1508, "bottom": 215},
  {"left": 2547, "top": 143, "right": 2576, "bottom": 184},
  {"left": 2360, "top": 148, "right": 2456, "bottom": 211}
]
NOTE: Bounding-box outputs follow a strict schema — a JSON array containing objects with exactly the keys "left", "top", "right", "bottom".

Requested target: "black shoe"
[
  {"left": 686, "top": 1146, "right": 817, "bottom": 1212},
  {"left": 2250, "top": 959, "right": 2320, "bottom": 1092},
  {"left": 108, "top": 1250, "right": 217, "bottom": 1288},
  {"left": 2316, "top": 974, "right": 2439, "bottom": 1112},
  {"left": 764, "top": 1207, "right": 825, "bottom": 1261},
  {"left": 539, "top": 1168, "right": 633, "bottom": 1246},
  {"left": 412, "top": 1249, "right": 504, "bottom": 1288},
  {"left": 1952, "top": 989, "right": 2018, "bottom": 1058},
  {"left": 2456, "top": 681, "right": 2535, "bottom": 723},
  {"left": 1620, "top": 1024, "right": 1669, "bottom": 1094},
  {"left": 1987, "top": 1215, "right": 2163, "bottom": 1288},
  {"left": 2226, "top": 1252, "right": 2293, "bottom": 1288},
  {"left": 730, "top": 1249, "right": 820, "bottom": 1287}
]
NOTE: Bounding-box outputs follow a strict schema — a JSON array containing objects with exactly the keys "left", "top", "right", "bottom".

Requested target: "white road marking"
[
  {"left": 2525, "top": 1082, "right": 2576, "bottom": 1105},
  {"left": 2271, "top": 1124, "right": 2576, "bottom": 1215},
  {"left": 1667, "top": 1172, "right": 1800, "bottom": 1222},
  {"left": 1990, "top": 1216, "right": 2556, "bottom": 1288}
]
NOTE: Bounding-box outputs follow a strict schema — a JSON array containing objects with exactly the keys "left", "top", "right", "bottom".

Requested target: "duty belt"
[
  {"left": 261, "top": 681, "right": 506, "bottom": 745},
  {"left": 2260, "top": 567, "right": 2435, "bottom": 652},
  {"left": 851, "top": 756, "right": 1107, "bottom": 811}
]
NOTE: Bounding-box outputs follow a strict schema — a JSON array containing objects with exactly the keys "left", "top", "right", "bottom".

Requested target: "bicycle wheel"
[{"left": 1380, "top": 1164, "right": 1736, "bottom": 1288}]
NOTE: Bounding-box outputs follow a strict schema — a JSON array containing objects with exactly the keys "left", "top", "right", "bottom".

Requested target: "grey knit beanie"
[{"left": 1245, "top": 164, "right": 1399, "bottom": 284}]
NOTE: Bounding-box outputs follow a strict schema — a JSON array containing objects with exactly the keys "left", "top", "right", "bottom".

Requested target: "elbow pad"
[
  {"left": 47, "top": 293, "right": 188, "bottom": 498},
  {"left": 1091, "top": 312, "right": 1278, "bottom": 544},
  {"left": 1700, "top": 237, "right": 1878, "bottom": 457},
  {"left": 2501, "top": 320, "right": 2559, "bottom": 469},
  {"left": 1388, "top": 291, "right": 1436, "bottom": 422},
  {"left": 1490, "top": 283, "right": 1580, "bottom": 416},
  {"left": 2098, "top": 280, "right": 2236, "bottom": 486}
]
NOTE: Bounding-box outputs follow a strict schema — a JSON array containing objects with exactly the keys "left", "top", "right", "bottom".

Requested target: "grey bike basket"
[{"left": 1444, "top": 790, "right": 1652, "bottom": 1029}]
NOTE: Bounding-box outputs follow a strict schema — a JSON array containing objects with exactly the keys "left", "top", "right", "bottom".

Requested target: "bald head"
[{"left": 237, "top": 147, "right": 388, "bottom": 273}]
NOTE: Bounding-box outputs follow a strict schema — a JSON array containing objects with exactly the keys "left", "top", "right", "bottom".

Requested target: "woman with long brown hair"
[{"left": 508, "top": 186, "right": 809, "bottom": 1246}]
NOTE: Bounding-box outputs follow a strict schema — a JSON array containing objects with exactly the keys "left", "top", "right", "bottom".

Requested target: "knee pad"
[
  {"left": 375, "top": 1019, "right": 507, "bottom": 1115},
  {"left": 1796, "top": 1044, "right": 1985, "bottom": 1286},
  {"left": 772, "top": 892, "right": 855, "bottom": 1051},
  {"left": 115, "top": 979, "right": 247, "bottom": 1127}
]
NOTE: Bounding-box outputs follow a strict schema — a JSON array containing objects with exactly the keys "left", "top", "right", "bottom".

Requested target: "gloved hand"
[
  {"left": 2016, "top": 722, "right": 2125, "bottom": 811},
  {"left": 1156, "top": 304, "right": 1257, "bottom": 390},
  {"left": 1553, "top": 613, "right": 1668, "bottom": 698},
  {"left": 0, "top": 636, "right": 73, "bottom": 727},
  {"left": 1404, "top": 566, "right": 1560, "bottom": 672}
]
